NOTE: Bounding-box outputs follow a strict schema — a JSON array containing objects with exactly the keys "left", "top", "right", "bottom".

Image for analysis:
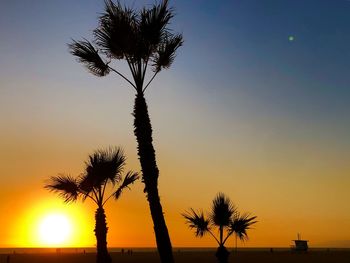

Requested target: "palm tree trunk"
[
  {"left": 133, "top": 92, "right": 174, "bottom": 263},
  {"left": 235, "top": 235, "right": 238, "bottom": 253},
  {"left": 215, "top": 245, "right": 230, "bottom": 263},
  {"left": 216, "top": 226, "right": 229, "bottom": 263},
  {"left": 94, "top": 206, "right": 111, "bottom": 263},
  {"left": 219, "top": 225, "right": 223, "bottom": 246}
]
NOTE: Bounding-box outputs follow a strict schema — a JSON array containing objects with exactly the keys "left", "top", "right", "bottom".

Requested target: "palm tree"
[
  {"left": 183, "top": 193, "right": 257, "bottom": 263},
  {"left": 45, "top": 147, "right": 138, "bottom": 263},
  {"left": 68, "top": 1, "right": 183, "bottom": 262}
]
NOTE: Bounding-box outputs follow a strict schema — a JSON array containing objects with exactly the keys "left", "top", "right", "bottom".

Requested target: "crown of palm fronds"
[
  {"left": 230, "top": 213, "right": 257, "bottom": 241},
  {"left": 45, "top": 146, "right": 138, "bottom": 208},
  {"left": 68, "top": 40, "right": 110, "bottom": 76},
  {"left": 182, "top": 209, "right": 210, "bottom": 237},
  {"left": 69, "top": 0, "right": 183, "bottom": 90},
  {"left": 210, "top": 193, "right": 237, "bottom": 227},
  {"left": 45, "top": 174, "right": 80, "bottom": 203},
  {"left": 80, "top": 147, "right": 126, "bottom": 193}
]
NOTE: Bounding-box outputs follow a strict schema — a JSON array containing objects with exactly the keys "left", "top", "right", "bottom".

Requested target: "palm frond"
[
  {"left": 80, "top": 147, "right": 126, "bottom": 193},
  {"left": 45, "top": 174, "right": 80, "bottom": 203},
  {"left": 94, "top": 0, "right": 138, "bottom": 60},
  {"left": 230, "top": 213, "right": 257, "bottom": 241},
  {"left": 78, "top": 172, "right": 95, "bottom": 200},
  {"left": 182, "top": 208, "right": 210, "bottom": 237},
  {"left": 210, "top": 192, "right": 237, "bottom": 227},
  {"left": 68, "top": 39, "right": 110, "bottom": 76},
  {"left": 140, "top": 0, "right": 173, "bottom": 51},
  {"left": 152, "top": 33, "right": 183, "bottom": 72},
  {"left": 114, "top": 171, "right": 139, "bottom": 199}
]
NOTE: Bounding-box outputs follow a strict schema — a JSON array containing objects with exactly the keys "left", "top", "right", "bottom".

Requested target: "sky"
[{"left": 0, "top": 0, "right": 350, "bottom": 248}]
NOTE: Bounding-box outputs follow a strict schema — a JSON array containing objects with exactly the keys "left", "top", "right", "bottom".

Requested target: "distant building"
[{"left": 291, "top": 233, "right": 308, "bottom": 252}]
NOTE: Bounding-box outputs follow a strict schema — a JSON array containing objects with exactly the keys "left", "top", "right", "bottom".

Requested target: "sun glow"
[
  {"left": 38, "top": 213, "right": 72, "bottom": 246},
  {"left": 10, "top": 197, "right": 95, "bottom": 247}
]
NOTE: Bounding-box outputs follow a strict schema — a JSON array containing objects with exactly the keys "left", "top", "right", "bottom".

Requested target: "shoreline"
[
  {"left": 1, "top": 250, "right": 350, "bottom": 263},
  {"left": 1, "top": 246, "right": 350, "bottom": 254}
]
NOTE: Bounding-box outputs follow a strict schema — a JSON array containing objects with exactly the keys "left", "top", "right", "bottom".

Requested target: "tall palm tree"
[
  {"left": 183, "top": 193, "right": 257, "bottom": 263},
  {"left": 45, "top": 147, "right": 138, "bottom": 263},
  {"left": 68, "top": 1, "right": 183, "bottom": 262}
]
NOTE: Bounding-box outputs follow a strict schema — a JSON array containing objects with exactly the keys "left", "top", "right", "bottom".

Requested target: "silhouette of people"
[{"left": 6, "top": 255, "right": 10, "bottom": 263}]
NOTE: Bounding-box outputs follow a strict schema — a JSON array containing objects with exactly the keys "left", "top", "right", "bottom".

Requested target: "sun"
[{"left": 38, "top": 213, "right": 72, "bottom": 246}]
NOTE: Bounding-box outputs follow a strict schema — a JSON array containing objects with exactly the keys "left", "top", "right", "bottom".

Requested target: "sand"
[{"left": 1, "top": 250, "right": 349, "bottom": 263}]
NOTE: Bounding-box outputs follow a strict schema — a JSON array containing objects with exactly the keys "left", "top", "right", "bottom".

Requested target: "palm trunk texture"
[
  {"left": 215, "top": 245, "right": 230, "bottom": 263},
  {"left": 133, "top": 92, "right": 174, "bottom": 263},
  {"left": 95, "top": 207, "right": 111, "bottom": 263}
]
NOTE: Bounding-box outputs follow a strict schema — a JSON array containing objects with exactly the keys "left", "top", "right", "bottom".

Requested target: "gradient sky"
[{"left": 0, "top": 0, "right": 349, "bottom": 248}]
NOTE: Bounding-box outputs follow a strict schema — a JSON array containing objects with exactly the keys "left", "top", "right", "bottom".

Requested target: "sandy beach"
[{"left": 1, "top": 250, "right": 349, "bottom": 263}]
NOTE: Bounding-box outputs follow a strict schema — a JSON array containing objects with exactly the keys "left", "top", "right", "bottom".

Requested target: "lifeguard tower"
[{"left": 291, "top": 233, "right": 308, "bottom": 252}]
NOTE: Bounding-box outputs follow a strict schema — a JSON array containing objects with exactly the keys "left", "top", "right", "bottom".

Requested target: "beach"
[{"left": 1, "top": 250, "right": 349, "bottom": 263}]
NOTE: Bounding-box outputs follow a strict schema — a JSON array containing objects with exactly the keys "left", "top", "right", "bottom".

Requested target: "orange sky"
[{"left": 1, "top": 107, "right": 349, "bottom": 248}]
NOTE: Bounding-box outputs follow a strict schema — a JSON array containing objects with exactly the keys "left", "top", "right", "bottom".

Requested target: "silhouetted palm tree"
[
  {"left": 68, "top": 1, "right": 182, "bottom": 262},
  {"left": 45, "top": 147, "right": 138, "bottom": 263},
  {"left": 183, "top": 193, "right": 257, "bottom": 263}
]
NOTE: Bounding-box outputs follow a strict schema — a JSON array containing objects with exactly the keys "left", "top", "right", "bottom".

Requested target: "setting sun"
[
  {"left": 38, "top": 213, "right": 72, "bottom": 246},
  {"left": 12, "top": 197, "right": 96, "bottom": 248}
]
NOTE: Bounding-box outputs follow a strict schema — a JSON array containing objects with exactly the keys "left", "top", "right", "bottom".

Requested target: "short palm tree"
[
  {"left": 68, "top": 1, "right": 183, "bottom": 262},
  {"left": 45, "top": 147, "right": 138, "bottom": 263},
  {"left": 183, "top": 193, "right": 257, "bottom": 263}
]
